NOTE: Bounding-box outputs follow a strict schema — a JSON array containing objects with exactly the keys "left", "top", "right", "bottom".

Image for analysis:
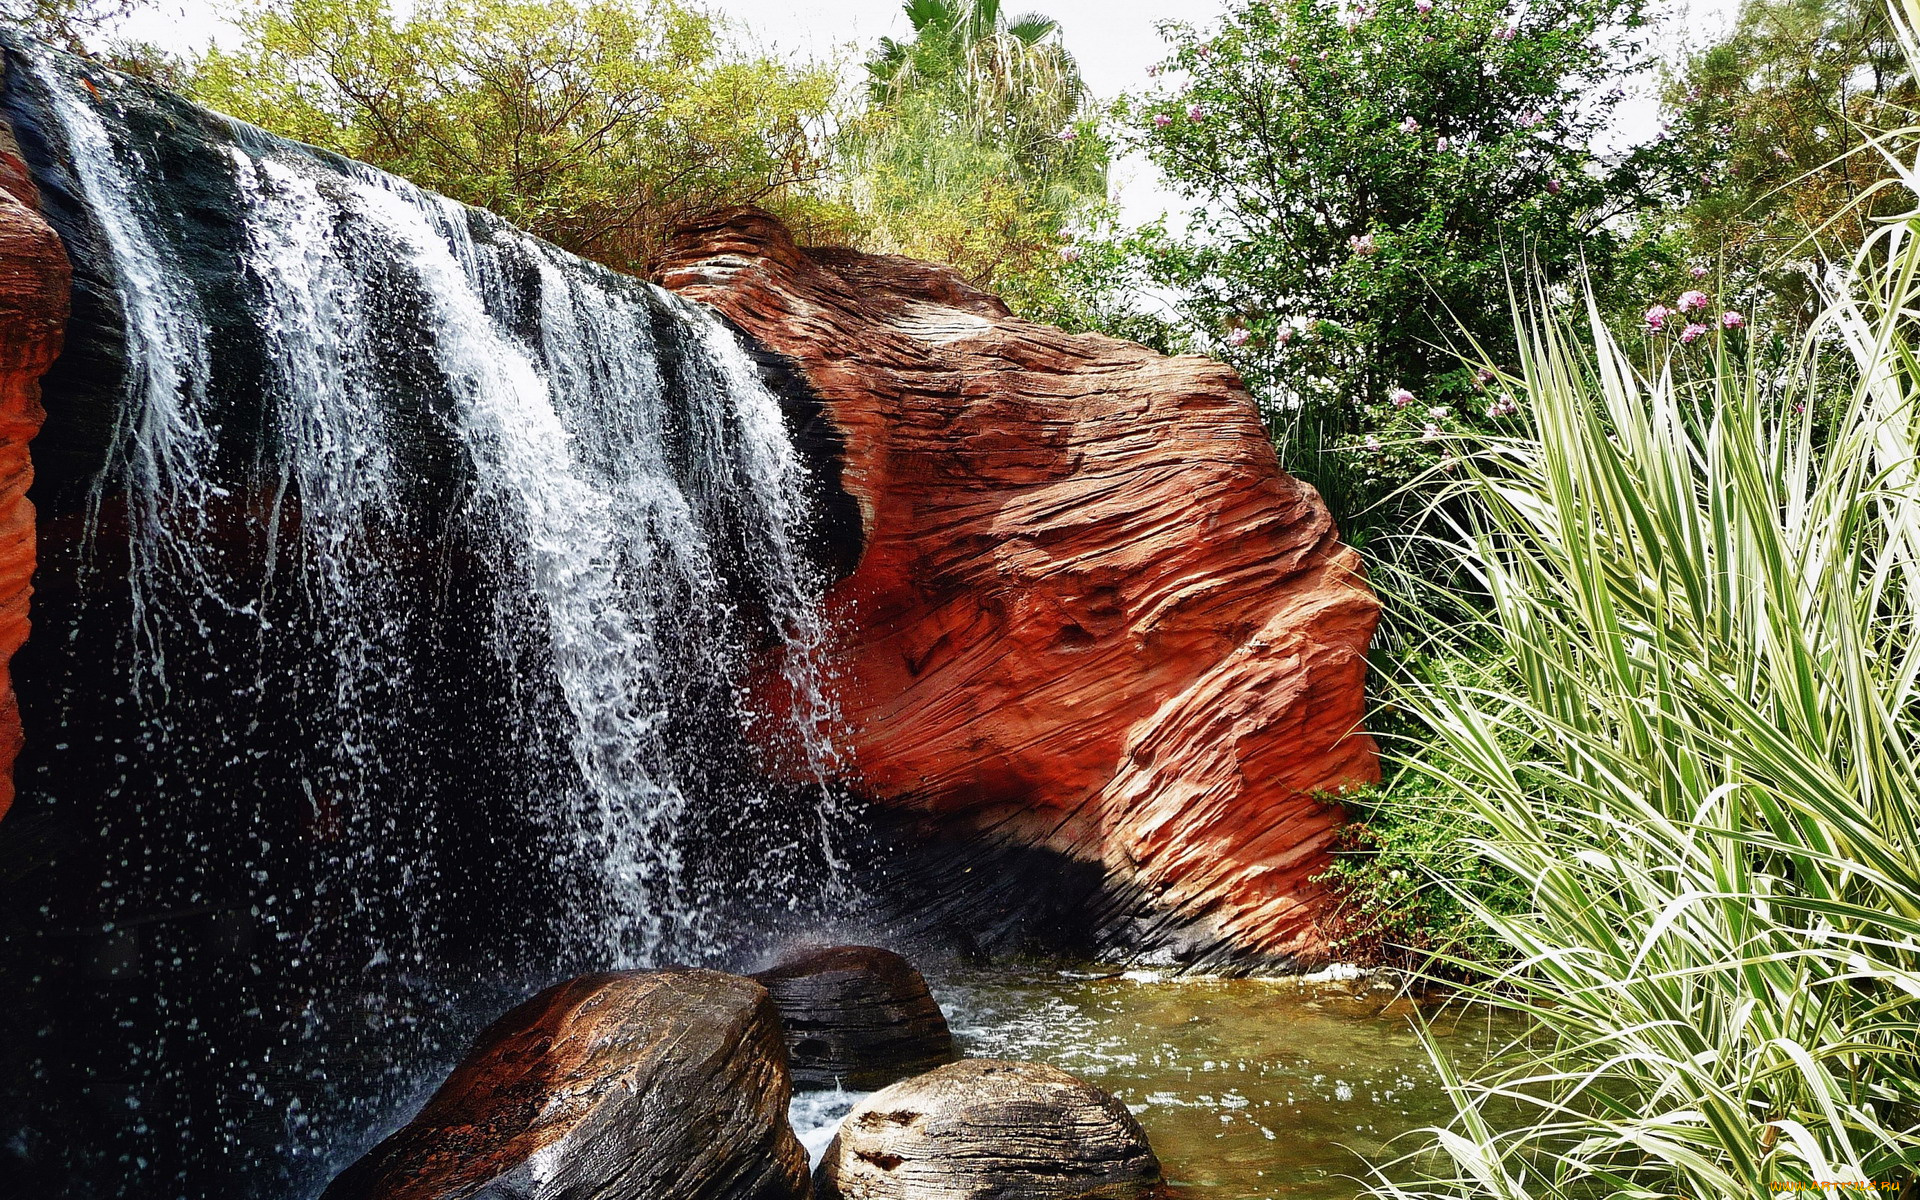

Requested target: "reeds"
[{"left": 1364, "top": 12, "right": 1920, "bottom": 1191}]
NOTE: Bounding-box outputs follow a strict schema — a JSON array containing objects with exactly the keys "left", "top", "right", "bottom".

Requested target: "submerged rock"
[
  {"left": 814, "top": 1058, "right": 1161, "bottom": 1200},
  {"left": 321, "top": 968, "right": 810, "bottom": 1200},
  {"left": 752, "top": 945, "right": 956, "bottom": 1090}
]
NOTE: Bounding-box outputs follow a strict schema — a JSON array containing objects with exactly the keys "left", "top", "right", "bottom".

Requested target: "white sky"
[{"left": 114, "top": 0, "right": 1749, "bottom": 225}]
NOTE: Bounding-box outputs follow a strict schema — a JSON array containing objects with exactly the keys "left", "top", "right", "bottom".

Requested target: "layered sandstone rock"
[
  {"left": 658, "top": 211, "right": 1379, "bottom": 963},
  {"left": 321, "top": 968, "right": 811, "bottom": 1200},
  {"left": 0, "top": 124, "right": 64, "bottom": 821},
  {"left": 815, "top": 1058, "right": 1161, "bottom": 1200},
  {"left": 752, "top": 945, "right": 956, "bottom": 1090}
]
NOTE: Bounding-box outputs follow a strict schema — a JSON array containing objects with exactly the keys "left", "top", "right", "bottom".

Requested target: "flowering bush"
[{"left": 1116, "top": 0, "right": 1673, "bottom": 538}]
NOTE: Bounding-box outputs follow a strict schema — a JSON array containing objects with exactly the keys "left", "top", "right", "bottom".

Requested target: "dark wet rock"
[
  {"left": 752, "top": 944, "right": 956, "bottom": 1090},
  {"left": 321, "top": 967, "right": 810, "bottom": 1200},
  {"left": 814, "top": 1058, "right": 1161, "bottom": 1200}
]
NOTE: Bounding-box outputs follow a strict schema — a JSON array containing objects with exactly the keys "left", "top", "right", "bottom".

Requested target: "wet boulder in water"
[
  {"left": 321, "top": 968, "right": 811, "bottom": 1200},
  {"left": 752, "top": 945, "right": 956, "bottom": 1090},
  {"left": 814, "top": 1058, "right": 1161, "bottom": 1200}
]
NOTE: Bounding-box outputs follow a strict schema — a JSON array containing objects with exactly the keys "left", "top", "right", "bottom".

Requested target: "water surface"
[{"left": 795, "top": 965, "right": 1517, "bottom": 1199}]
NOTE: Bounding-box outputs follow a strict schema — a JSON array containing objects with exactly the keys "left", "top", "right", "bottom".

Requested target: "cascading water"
[{"left": 0, "top": 35, "right": 853, "bottom": 1199}]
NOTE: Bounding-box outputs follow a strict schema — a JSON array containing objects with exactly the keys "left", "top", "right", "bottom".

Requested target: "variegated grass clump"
[{"left": 1363, "top": 17, "right": 1920, "bottom": 1191}]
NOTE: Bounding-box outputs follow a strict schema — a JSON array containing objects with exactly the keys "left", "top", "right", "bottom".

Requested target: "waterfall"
[{"left": 0, "top": 36, "right": 849, "bottom": 1198}]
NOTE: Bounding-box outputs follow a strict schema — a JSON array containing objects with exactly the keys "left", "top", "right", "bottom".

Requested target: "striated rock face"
[
  {"left": 321, "top": 968, "right": 811, "bottom": 1200},
  {"left": 815, "top": 1058, "right": 1161, "bottom": 1200},
  {"left": 752, "top": 945, "right": 956, "bottom": 1090},
  {"left": 659, "top": 211, "right": 1380, "bottom": 963},
  {"left": 0, "top": 122, "right": 63, "bottom": 822}
]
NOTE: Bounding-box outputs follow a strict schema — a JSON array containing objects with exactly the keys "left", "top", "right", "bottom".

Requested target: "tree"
[
  {"left": 0, "top": 0, "right": 138, "bottom": 52},
  {"left": 1116, "top": 0, "right": 1673, "bottom": 536},
  {"left": 189, "top": 0, "right": 856, "bottom": 275},
  {"left": 846, "top": 0, "right": 1111, "bottom": 314},
  {"left": 1661, "top": 0, "right": 1915, "bottom": 323}
]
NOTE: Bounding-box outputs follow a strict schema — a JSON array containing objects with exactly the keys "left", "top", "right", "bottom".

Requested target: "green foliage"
[
  {"left": 1, "top": 0, "right": 183, "bottom": 80},
  {"left": 0, "top": 0, "right": 136, "bottom": 51},
  {"left": 1662, "top": 0, "right": 1915, "bottom": 324},
  {"left": 846, "top": 0, "right": 1112, "bottom": 316},
  {"left": 1362, "top": 105, "right": 1920, "bottom": 1190},
  {"left": 1113, "top": 0, "right": 1677, "bottom": 540},
  {"left": 189, "top": 0, "right": 855, "bottom": 275},
  {"left": 1315, "top": 666, "right": 1529, "bottom": 976}
]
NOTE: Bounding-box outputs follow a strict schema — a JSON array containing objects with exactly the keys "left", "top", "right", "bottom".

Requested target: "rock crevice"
[{"left": 0, "top": 117, "right": 64, "bottom": 821}]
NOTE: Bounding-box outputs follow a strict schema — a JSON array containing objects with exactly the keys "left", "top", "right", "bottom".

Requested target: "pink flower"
[
  {"left": 1390, "top": 387, "right": 1416, "bottom": 408},
  {"left": 1475, "top": 367, "right": 1496, "bottom": 386},
  {"left": 1147, "top": 65, "right": 1162, "bottom": 77},
  {"left": 1276, "top": 327, "right": 1294, "bottom": 346},
  {"left": 1225, "top": 327, "right": 1251, "bottom": 347},
  {"left": 1153, "top": 113, "right": 1172, "bottom": 128},
  {"left": 1721, "top": 310, "right": 1744, "bottom": 330},
  {"left": 1689, "top": 264, "right": 1709, "bottom": 280},
  {"left": 1288, "top": 53, "right": 1301, "bottom": 67},
  {"left": 1773, "top": 146, "right": 1790, "bottom": 161},
  {"left": 1422, "top": 422, "right": 1443, "bottom": 441},
  {"left": 1645, "top": 304, "right": 1671, "bottom": 332},
  {"left": 1546, "top": 178, "right": 1563, "bottom": 195},
  {"left": 1680, "top": 323, "right": 1709, "bottom": 343},
  {"left": 1197, "top": 44, "right": 1214, "bottom": 58},
  {"left": 1519, "top": 108, "right": 1544, "bottom": 128},
  {"left": 1060, "top": 244, "right": 1082, "bottom": 263},
  {"left": 1436, "top": 135, "right": 1450, "bottom": 151},
  {"left": 1677, "top": 289, "right": 1709, "bottom": 312},
  {"left": 1056, "top": 126, "right": 1078, "bottom": 141},
  {"left": 1349, "top": 232, "right": 1378, "bottom": 256},
  {"left": 1793, "top": 401, "right": 1807, "bottom": 414},
  {"left": 1364, "top": 434, "right": 1383, "bottom": 453},
  {"left": 1427, "top": 405, "right": 1450, "bottom": 420},
  {"left": 1340, "top": 7, "right": 1365, "bottom": 29},
  {"left": 1416, "top": 0, "right": 1433, "bottom": 13},
  {"left": 1187, "top": 105, "right": 1207, "bottom": 121},
  {"left": 1401, "top": 116, "right": 1421, "bottom": 133}
]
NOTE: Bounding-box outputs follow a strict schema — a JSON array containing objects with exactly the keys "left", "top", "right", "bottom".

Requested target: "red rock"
[
  {"left": 0, "top": 128, "right": 65, "bottom": 822},
  {"left": 658, "top": 210, "right": 1380, "bottom": 963}
]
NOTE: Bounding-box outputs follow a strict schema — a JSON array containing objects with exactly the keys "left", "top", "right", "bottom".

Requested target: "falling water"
[{"left": 0, "top": 36, "right": 848, "bottom": 1198}]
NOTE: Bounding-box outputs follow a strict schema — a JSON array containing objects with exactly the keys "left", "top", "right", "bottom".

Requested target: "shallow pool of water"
[{"left": 792, "top": 964, "right": 1518, "bottom": 1199}]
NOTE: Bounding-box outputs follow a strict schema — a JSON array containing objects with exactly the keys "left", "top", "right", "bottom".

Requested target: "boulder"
[
  {"left": 814, "top": 1058, "right": 1160, "bottom": 1200},
  {"left": 0, "top": 122, "right": 64, "bottom": 822},
  {"left": 659, "top": 211, "right": 1380, "bottom": 964},
  {"left": 321, "top": 968, "right": 810, "bottom": 1200},
  {"left": 752, "top": 945, "right": 956, "bottom": 1090}
]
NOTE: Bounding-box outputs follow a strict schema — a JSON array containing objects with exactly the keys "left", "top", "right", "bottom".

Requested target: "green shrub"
[{"left": 1317, "top": 648, "right": 1530, "bottom": 976}]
